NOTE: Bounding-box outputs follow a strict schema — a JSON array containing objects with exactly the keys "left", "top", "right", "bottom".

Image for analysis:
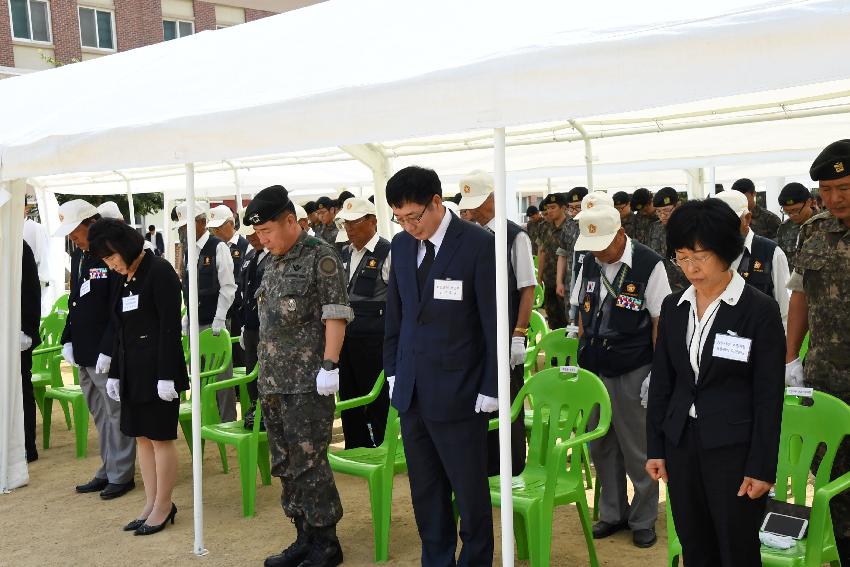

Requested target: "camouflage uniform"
[
  {"left": 646, "top": 221, "right": 689, "bottom": 293},
  {"left": 526, "top": 217, "right": 546, "bottom": 256},
  {"left": 621, "top": 213, "right": 637, "bottom": 239},
  {"left": 318, "top": 223, "right": 339, "bottom": 246},
  {"left": 791, "top": 211, "right": 850, "bottom": 543},
  {"left": 537, "top": 219, "right": 568, "bottom": 329},
  {"left": 749, "top": 204, "right": 781, "bottom": 240},
  {"left": 257, "top": 230, "right": 354, "bottom": 529},
  {"left": 632, "top": 212, "right": 658, "bottom": 246},
  {"left": 775, "top": 218, "right": 801, "bottom": 269}
]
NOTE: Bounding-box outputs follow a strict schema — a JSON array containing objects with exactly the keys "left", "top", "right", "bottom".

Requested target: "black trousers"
[
  {"left": 338, "top": 335, "right": 389, "bottom": 449},
  {"left": 242, "top": 327, "right": 260, "bottom": 404},
  {"left": 401, "top": 399, "right": 493, "bottom": 567},
  {"left": 666, "top": 419, "right": 766, "bottom": 567},
  {"left": 486, "top": 364, "right": 526, "bottom": 477},
  {"left": 21, "top": 349, "right": 37, "bottom": 460}
]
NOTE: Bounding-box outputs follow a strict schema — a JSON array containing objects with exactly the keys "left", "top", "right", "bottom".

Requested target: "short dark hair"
[
  {"left": 666, "top": 199, "right": 744, "bottom": 269},
  {"left": 731, "top": 178, "right": 755, "bottom": 194},
  {"left": 148, "top": 224, "right": 156, "bottom": 231},
  {"left": 88, "top": 218, "right": 145, "bottom": 266},
  {"left": 385, "top": 166, "right": 442, "bottom": 208}
]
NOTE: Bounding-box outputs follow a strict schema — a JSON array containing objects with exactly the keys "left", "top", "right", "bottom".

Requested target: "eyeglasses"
[
  {"left": 567, "top": 204, "right": 582, "bottom": 214},
  {"left": 782, "top": 204, "right": 806, "bottom": 217},
  {"left": 391, "top": 204, "right": 429, "bottom": 226},
  {"left": 342, "top": 216, "right": 369, "bottom": 228},
  {"left": 674, "top": 251, "right": 713, "bottom": 269}
]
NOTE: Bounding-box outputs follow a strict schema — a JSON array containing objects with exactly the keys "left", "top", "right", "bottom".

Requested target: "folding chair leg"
[
  {"left": 577, "top": 496, "right": 600, "bottom": 567},
  {"left": 72, "top": 398, "right": 89, "bottom": 459}
]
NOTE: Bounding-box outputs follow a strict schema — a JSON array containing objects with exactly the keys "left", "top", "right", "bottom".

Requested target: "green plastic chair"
[
  {"left": 667, "top": 391, "right": 850, "bottom": 567},
  {"left": 200, "top": 365, "right": 271, "bottom": 517},
  {"left": 533, "top": 282, "right": 544, "bottom": 309},
  {"left": 329, "top": 372, "right": 407, "bottom": 563},
  {"left": 488, "top": 366, "right": 611, "bottom": 567},
  {"left": 50, "top": 293, "right": 69, "bottom": 316},
  {"left": 799, "top": 332, "right": 810, "bottom": 363},
  {"left": 32, "top": 312, "right": 71, "bottom": 433},
  {"left": 43, "top": 363, "right": 89, "bottom": 458}
]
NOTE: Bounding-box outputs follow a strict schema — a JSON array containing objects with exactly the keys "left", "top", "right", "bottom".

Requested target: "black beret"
[
  {"left": 778, "top": 182, "right": 811, "bottom": 206},
  {"left": 630, "top": 188, "right": 652, "bottom": 210},
  {"left": 542, "top": 193, "right": 567, "bottom": 207},
  {"left": 612, "top": 191, "right": 630, "bottom": 206},
  {"left": 451, "top": 192, "right": 462, "bottom": 205},
  {"left": 810, "top": 139, "right": 850, "bottom": 181},
  {"left": 336, "top": 191, "right": 355, "bottom": 208},
  {"left": 653, "top": 187, "right": 679, "bottom": 207},
  {"left": 731, "top": 178, "right": 755, "bottom": 194},
  {"left": 243, "top": 185, "right": 292, "bottom": 226},
  {"left": 315, "top": 196, "right": 335, "bottom": 210},
  {"left": 368, "top": 195, "right": 375, "bottom": 204},
  {"left": 567, "top": 187, "right": 588, "bottom": 204},
  {"left": 303, "top": 200, "right": 318, "bottom": 214},
  {"left": 526, "top": 205, "right": 539, "bottom": 215}
]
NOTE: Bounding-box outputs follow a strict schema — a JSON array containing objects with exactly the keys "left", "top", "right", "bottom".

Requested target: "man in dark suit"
[
  {"left": 21, "top": 240, "right": 41, "bottom": 463},
  {"left": 145, "top": 225, "right": 165, "bottom": 256},
  {"left": 384, "top": 166, "right": 498, "bottom": 566}
]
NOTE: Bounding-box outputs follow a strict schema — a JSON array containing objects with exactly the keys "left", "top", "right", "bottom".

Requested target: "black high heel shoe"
[
  {"left": 123, "top": 518, "right": 146, "bottom": 532},
  {"left": 134, "top": 503, "right": 177, "bottom": 536}
]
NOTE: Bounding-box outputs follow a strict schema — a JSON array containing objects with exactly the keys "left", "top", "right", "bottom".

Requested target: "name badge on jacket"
[
  {"left": 434, "top": 279, "right": 463, "bottom": 301},
  {"left": 712, "top": 333, "right": 752, "bottom": 362},
  {"left": 80, "top": 279, "right": 91, "bottom": 297},
  {"left": 122, "top": 295, "right": 139, "bottom": 312}
]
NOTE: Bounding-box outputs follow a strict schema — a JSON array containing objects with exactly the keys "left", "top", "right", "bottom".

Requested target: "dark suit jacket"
[
  {"left": 21, "top": 241, "right": 41, "bottom": 348},
  {"left": 647, "top": 284, "right": 785, "bottom": 482},
  {"left": 145, "top": 231, "right": 165, "bottom": 255},
  {"left": 110, "top": 252, "right": 189, "bottom": 403},
  {"left": 384, "top": 211, "right": 498, "bottom": 422}
]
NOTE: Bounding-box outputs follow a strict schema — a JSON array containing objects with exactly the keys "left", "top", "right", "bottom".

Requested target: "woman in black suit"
[
  {"left": 88, "top": 219, "right": 189, "bottom": 536},
  {"left": 645, "top": 199, "right": 785, "bottom": 567}
]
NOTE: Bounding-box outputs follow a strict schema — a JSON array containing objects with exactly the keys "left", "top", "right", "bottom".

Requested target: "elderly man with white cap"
[
  {"left": 57, "top": 199, "right": 137, "bottom": 499},
  {"left": 569, "top": 201, "right": 670, "bottom": 549},
  {"left": 713, "top": 190, "right": 790, "bottom": 327},
  {"left": 458, "top": 169, "right": 536, "bottom": 476},
  {"left": 176, "top": 202, "right": 238, "bottom": 422},
  {"left": 333, "top": 196, "right": 392, "bottom": 449}
]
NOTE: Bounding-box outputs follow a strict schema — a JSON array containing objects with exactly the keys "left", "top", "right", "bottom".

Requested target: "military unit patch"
[{"left": 319, "top": 256, "right": 338, "bottom": 276}]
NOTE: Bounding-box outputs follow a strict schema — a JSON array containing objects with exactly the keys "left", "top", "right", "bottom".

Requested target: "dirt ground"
[{"left": 0, "top": 374, "right": 668, "bottom": 567}]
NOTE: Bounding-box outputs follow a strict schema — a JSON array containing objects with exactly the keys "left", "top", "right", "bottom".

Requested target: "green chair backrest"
[
  {"left": 798, "top": 332, "right": 810, "bottom": 363},
  {"left": 774, "top": 391, "right": 850, "bottom": 505},
  {"left": 51, "top": 293, "right": 69, "bottom": 316},
  {"left": 198, "top": 328, "right": 232, "bottom": 379},
  {"left": 521, "top": 366, "right": 611, "bottom": 481},
  {"left": 533, "top": 283, "right": 544, "bottom": 309},
  {"left": 535, "top": 327, "right": 579, "bottom": 369},
  {"left": 527, "top": 310, "right": 549, "bottom": 349},
  {"left": 39, "top": 311, "right": 66, "bottom": 348}
]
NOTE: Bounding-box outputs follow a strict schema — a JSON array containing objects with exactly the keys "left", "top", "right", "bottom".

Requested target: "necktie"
[
  {"left": 417, "top": 240, "right": 435, "bottom": 297},
  {"left": 738, "top": 248, "right": 751, "bottom": 278}
]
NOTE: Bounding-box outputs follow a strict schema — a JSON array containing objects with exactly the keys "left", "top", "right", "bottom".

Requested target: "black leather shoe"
[
  {"left": 26, "top": 451, "right": 38, "bottom": 463},
  {"left": 134, "top": 503, "right": 177, "bottom": 536},
  {"left": 265, "top": 518, "right": 311, "bottom": 567},
  {"left": 123, "top": 518, "right": 146, "bottom": 532},
  {"left": 633, "top": 528, "right": 657, "bottom": 548},
  {"left": 76, "top": 477, "right": 108, "bottom": 493},
  {"left": 592, "top": 520, "right": 629, "bottom": 539},
  {"left": 100, "top": 480, "right": 135, "bottom": 500},
  {"left": 295, "top": 538, "right": 343, "bottom": 567}
]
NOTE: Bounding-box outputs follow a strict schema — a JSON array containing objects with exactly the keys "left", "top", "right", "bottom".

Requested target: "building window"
[
  {"left": 78, "top": 7, "right": 114, "bottom": 50},
  {"left": 163, "top": 19, "right": 193, "bottom": 41},
  {"left": 9, "top": 0, "right": 51, "bottom": 42}
]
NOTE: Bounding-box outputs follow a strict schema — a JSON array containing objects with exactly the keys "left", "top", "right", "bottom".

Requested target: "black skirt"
[{"left": 120, "top": 397, "right": 180, "bottom": 441}]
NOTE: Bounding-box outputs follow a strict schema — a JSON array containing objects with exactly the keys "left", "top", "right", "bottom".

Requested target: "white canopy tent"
[{"left": 1, "top": 0, "right": 849, "bottom": 563}]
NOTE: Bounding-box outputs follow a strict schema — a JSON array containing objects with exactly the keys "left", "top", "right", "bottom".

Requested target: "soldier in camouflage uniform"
[
  {"left": 613, "top": 191, "right": 636, "bottom": 238},
  {"left": 775, "top": 182, "right": 815, "bottom": 269},
  {"left": 315, "top": 196, "right": 339, "bottom": 245},
  {"left": 732, "top": 178, "right": 782, "bottom": 240},
  {"left": 785, "top": 140, "right": 850, "bottom": 561},
  {"left": 538, "top": 192, "right": 569, "bottom": 329},
  {"left": 555, "top": 187, "right": 587, "bottom": 320},
  {"left": 647, "top": 187, "right": 689, "bottom": 293},
  {"left": 630, "top": 188, "right": 658, "bottom": 246},
  {"left": 245, "top": 185, "right": 354, "bottom": 567},
  {"left": 525, "top": 205, "right": 545, "bottom": 255}
]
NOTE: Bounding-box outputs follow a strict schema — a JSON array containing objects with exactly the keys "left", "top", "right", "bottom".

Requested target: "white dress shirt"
[
  {"left": 485, "top": 218, "right": 537, "bottom": 289},
  {"left": 570, "top": 236, "right": 671, "bottom": 318},
  {"left": 196, "top": 231, "right": 236, "bottom": 322},
  {"left": 417, "top": 206, "right": 454, "bottom": 266},
  {"left": 347, "top": 232, "right": 392, "bottom": 283},
  {"left": 678, "top": 270, "right": 746, "bottom": 418},
  {"left": 227, "top": 233, "right": 241, "bottom": 247},
  {"left": 730, "top": 229, "right": 790, "bottom": 327},
  {"left": 23, "top": 218, "right": 51, "bottom": 284}
]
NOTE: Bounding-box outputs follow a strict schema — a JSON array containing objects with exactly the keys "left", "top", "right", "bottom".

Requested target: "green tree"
[{"left": 55, "top": 193, "right": 164, "bottom": 222}]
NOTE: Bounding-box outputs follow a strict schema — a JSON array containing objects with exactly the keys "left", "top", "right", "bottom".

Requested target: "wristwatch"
[{"left": 321, "top": 359, "right": 339, "bottom": 371}]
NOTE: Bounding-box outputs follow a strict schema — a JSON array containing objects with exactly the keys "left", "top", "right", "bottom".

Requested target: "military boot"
[
  {"left": 296, "top": 526, "right": 343, "bottom": 567},
  {"left": 264, "top": 517, "right": 311, "bottom": 567}
]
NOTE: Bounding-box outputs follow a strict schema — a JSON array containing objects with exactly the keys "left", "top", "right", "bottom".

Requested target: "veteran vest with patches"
[
  {"left": 183, "top": 236, "right": 222, "bottom": 325},
  {"left": 577, "top": 241, "right": 661, "bottom": 376},
  {"left": 342, "top": 237, "right": 390, "bottom": 337},
  {"left": 737, "top": 233, "right": 776, "bottom": 298}
]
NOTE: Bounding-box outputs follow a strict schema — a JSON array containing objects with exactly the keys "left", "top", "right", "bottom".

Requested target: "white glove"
[
  {"left": 475, "top": 393, "right": 499, "bottom": 413},
  {"left": 211, "top": 317, "right": 226, "bottom": 336},
  {"left": 785, "top": 358, "right": 805, "bottom": 387},
  {"left": 510, "top": 336, "right": 526, "bottom": 368},
  {"left": 759, "top": 531, "right": 795, "bottom": 550},
  {"left": 95, "top": 353, "right": 112, "bottom": 375},
  {"left": 640, "top": 372, "right": 651, "bottom": 408},
  {"left": 105, "top": 378, "right": 121, "bottom": 402},
  {"left": 387, "top": 375, "right": 395, "bottom": 398},
  {"left": 62, "top": 342, "right": 77, "bottom": 367},
  {"left": 157, "top": 380, "right": 179, "bottom": 402},
  {"left": 316, "top": 368, "right": 340, "bottom": 396},
  {"left": 19, "top": 332, "right": 32, "bottom": 352},
  {"left": 239, "top": 326, "right": 246, "bottom": 349},
  {"left": 181, "top": 315, "right": 189, "bottom": 335}
]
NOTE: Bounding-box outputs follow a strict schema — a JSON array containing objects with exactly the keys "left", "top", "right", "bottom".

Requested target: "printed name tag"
[
  {"left": 433, "top": 279, "right": 463, "bottom": 301},
  {"left": 79, "top": 279, "right": 91, "bottom": 297},
  {"left": 122, "top": 295, "right": 139, "bottom": 312},
  {"left": 786, "top": 387, "right": 813, "bottom": 398},
  {"left": 712, "top": 333, "right": 752, "bottom": 362},
  {"left": 559, "top": 365, "right": 579, "bottom": 374}
]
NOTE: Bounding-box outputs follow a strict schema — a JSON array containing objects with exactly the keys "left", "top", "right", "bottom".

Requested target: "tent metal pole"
[
  {"left": 706, "top": 166, "right": 717, "bottom": 197},
  {"left": 569, "top": 120, "right": 593, "bottom": 190},
  {"left": 339, "top": 144, "right": 394, "bottom": 239},
  {"left": 114, "top": 171, "right": 135, "bottom": 227},
  {"left": 225, "top": 161, "right": 245, "bottom": 220},
  {"left": 493, "top": 127, "right": 514, "bottom": 567},
  {"left": 185, "top": 163, "right": 207, "bottom": 557}
]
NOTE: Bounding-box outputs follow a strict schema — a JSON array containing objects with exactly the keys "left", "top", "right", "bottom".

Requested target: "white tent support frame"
[
  {"left": 114, "top": 171, "right": 135, "bottom": 227},
  {"left": 340, "top": 144, "right": 393, "bottom": 238},
  {"left": 568, "top": 120, "right": 594, "bottom": 191}
]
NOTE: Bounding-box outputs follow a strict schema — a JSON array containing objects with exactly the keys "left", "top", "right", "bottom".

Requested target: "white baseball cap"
[
  {"left": 575, "top": 205, "right": 622, "bottom": 252},
  {"left": 174, "top": 202, "right": 209, "bottom": 228},
  {"left": 457, "top": 170, "right": 494, "bottom": 210},
  {"left": 713, "top": 190, "right": 749, "bottom": 218},
  {"left": 336, "top": 197, "right": 376, "bottom": 221},
  {"left": 54, "top": 199, "right": 98, "bottom": 237},
  {"left": 294, "top": 203, "right": 308, "bottom": 221},
  {"left": 444, "top": 201, "right": 460, "bottom": 216},
  {"left": 575, "top": 191, "right": 615, "bottom": 220},
  {"left": 207, "top": 204, "right": 234, "bottom": 228},
  {"left": 97, "top": 201, "right": 124, "bottom": 220}
]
